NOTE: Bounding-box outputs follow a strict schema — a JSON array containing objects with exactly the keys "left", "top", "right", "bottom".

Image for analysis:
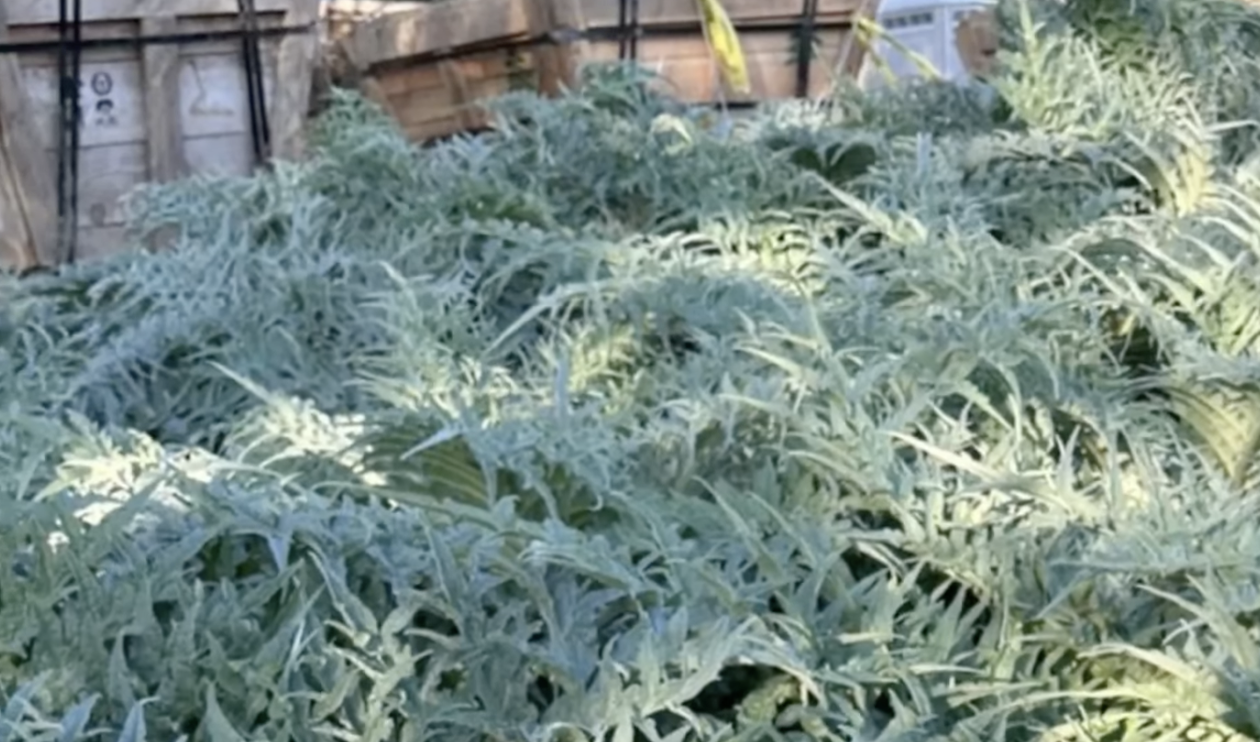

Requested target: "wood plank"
[
  {"left": 402, "top": 114, "right": 462, "bottom": 143},
  {"left": 7, "top": 12, "right": 285, "bottom": 45},
  {"left": 372, "top": 22, "right": 858, "bottom": 145},
  {"left": 385, "top": 58, "right": 518, "bottom": 129},
  {"left": 581, "top": 0, "right": 869, "bottom": 27},
  {"left": 322, "top": 0, "right": 426, "bottom": 19},
  {"left": 184, "top": 131, "right": 258, "bottom": 176},
  {"left": 357, "top": 74, "right": 395, "bottom": 118},
  {"left": 530, "top": 0, "right": 586, "bottom": 95},
  {"left": 141, "top": 14, "right": 185, "bottom": 253},
  {"left": 376, "top": 49, "right": 522, "bottom": 97},
  {"left": 20, "top": 45, "right": 280, "bottom": 141},
  {"left": 582, "top": 29, "right": 855, "bottom": 102},
  {"left": 75, "top": 224, "right": 128, "bottom": 262},
  {"left": 2, "top": 1, "right": 315, "bottom": 264},
  {"left": 0, "top": 0, "right": 58, "bottom": 266},
  {"left": 346, "top": 0, "right": 871, "bottom": 70},
  {"left": 437, "top": 59, "right": 480, "bottom": 131},
  {"left": 7, "top": 0, "right": 295, "bottom": 26},
  {"left": 142, "top": 15, "right": 187, "bottom": 182},
  {"left": 0, "top": 142, "right": 35, "bottom": 268},
  {"left": 21, "top": 54, "right": 145, "bottom": 146},
  {"left": 322, "top": 0, "right": 428, "bottom": 43},
  {"left": 271, "top": 0, "right": 319, "bottom": 161},
  {"left": 177, "top": 50, "right": 278, "bottom": 139},
  {"left": 343, "top": 0, "right": 531, "bottom": 69},
  {"left": 73, "top": 141, "right": 147, "bottom": 230},
  {"left": 63, "top": 129, "right": 261, "bottom": 262}
]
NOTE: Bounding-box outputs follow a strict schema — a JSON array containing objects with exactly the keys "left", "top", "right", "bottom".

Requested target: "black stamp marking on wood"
[{"left": 90, "top": 71, "right": 112, "bottom": 96}]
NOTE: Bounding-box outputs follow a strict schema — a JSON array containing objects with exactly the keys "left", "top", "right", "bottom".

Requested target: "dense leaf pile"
[{"left": 4, "top": 1, "right": 1260, "bottom": 739}]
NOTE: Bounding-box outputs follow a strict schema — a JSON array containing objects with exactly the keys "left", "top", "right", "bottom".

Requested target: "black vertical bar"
[
  {"left": 54, "top": 0, "right": 81, "bottom": 263},
  {"left": 628, "top": 0, "right": 639, "bottom": 60},
  {"left": 55, "top": 0, "right": 67, "bottom": 254},
  {"left": 796, "top": 0, "right": 819, "bottom": 98},
  {"left": 67, "top": 0, "right": 82, "bottom": 262},
  {"left": 617, "top": 0, "right": 640, "bottom": 61},
  {"left": 617, "top": 0, "right": 629, "bottom": 59},
  {"left": 237, "top": 0, "right": 270, "bottom": 165}
]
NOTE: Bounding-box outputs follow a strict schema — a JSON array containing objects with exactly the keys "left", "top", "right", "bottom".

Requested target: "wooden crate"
[
  {"left": 314, "top": 1, "right": 425, "bottom": 115},
  {"left": 339, "top": 0, "right": 879, "bottom": 144},
  {"left": 0, "top": 0, "right": 319, "bottom": 270},
  {"left": 321, "top": 1, "right": 428, "bottom": 44}
]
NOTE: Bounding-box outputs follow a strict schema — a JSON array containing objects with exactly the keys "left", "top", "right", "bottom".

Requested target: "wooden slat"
[
  {"left": 0, "top": 140, "right": 35, "bottom": 268},
  {"left": 322, "top": 0, "right": 428, "bottom": 41},
  {"left": 343, "top": 0, "right": 532, "bottom": 69},
  {"left": 384, "top": 49, "right": 521, "bottom": 130},
  {"left": 375, "top": 49, "right": 522, "bottom": 97},
  {"left": 581, "top": 28, "right": 856, "bottom": 103},
  {"left": 141, "top": 15, "right": 186, "bottom": 182},
  {"left": 437, "top": 59, "right": 483, "bottom": 131},
  {"left": 359, "top": 74, "right": 396, "bottom": 116},
  {"left": 271, "top": 0, "right": 319, "bottom": 160},
  {"left": 139, "top": 14, "right": 185, "bottom": 254},
  {"left": 7, "top": 0, "right": 295, "bottom": 26},
  {"left": 346, "top": 0, "right": 871, "bottom": 70},
  {"left": 371, "top": 18, "right": 860, "bottom": 144},
  {"left": 7, "top": 13, "right": 286, "bottom": 52},
  {"left": 581, "top": 0, "right": 869, "bottom": 27},
  {"left": 321, "top": 0, "right": 426, "bottom": 19},
  {"left": 1, "top": 0, "right": 316, "bottom": 265},
  {"left": 0, "top": 0, "right": 58, "bottom": 267},
  {"left": 529, "top": 0, "right": 586, "bottom": 95}
]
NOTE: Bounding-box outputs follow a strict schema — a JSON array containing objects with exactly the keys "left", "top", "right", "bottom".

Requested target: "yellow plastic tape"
[{"left": 695, "top": 0, "right": 751, "bottom": 95}]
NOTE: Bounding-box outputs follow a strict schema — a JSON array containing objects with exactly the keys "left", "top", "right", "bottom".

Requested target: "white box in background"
[{"left": 859, "top": 0, "right": 998, "bottom": 85}]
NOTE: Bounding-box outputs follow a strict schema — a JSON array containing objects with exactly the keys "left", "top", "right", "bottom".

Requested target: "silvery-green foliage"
[{"left": 5, "top": 2, "right": 1260, "bottom": 739}]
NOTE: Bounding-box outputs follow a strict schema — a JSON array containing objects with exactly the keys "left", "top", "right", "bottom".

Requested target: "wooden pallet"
[
  {"left": 0, "top": 0, "right": 318, "bottom": 269},
  {"left": 314, "top": 1, "right": 426, "bottom": 116},
  {"left": 321, "top": 0, "right": 428, "bottom": 44},
  {"left": 337, "top": 0, "right": 879, "bottom": 143}
]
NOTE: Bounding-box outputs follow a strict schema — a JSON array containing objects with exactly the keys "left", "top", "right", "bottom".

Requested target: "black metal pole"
[
  {"left": 617, "top": 0, "right": 629, "bottom": 59},
  {"left": 66, "top": 0, "right": 82, "bottom": 262},
  {"left": 238, "top": 0, "right": 271, "bottom": 166},
  {"left": 0, "top": 24, "right": 311, "bottom": 55},
  {"left": 54, "top": 0, "right": 75, "bottom": 262},
  {"left": 616, "top": 0, "right": 641, "bottom": 62},
  {"left": 628, "top": 0, "right": 640, "bottom": 60},
  {"left": 796, "top": 0, "right": 819, "bottom": 98}
]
